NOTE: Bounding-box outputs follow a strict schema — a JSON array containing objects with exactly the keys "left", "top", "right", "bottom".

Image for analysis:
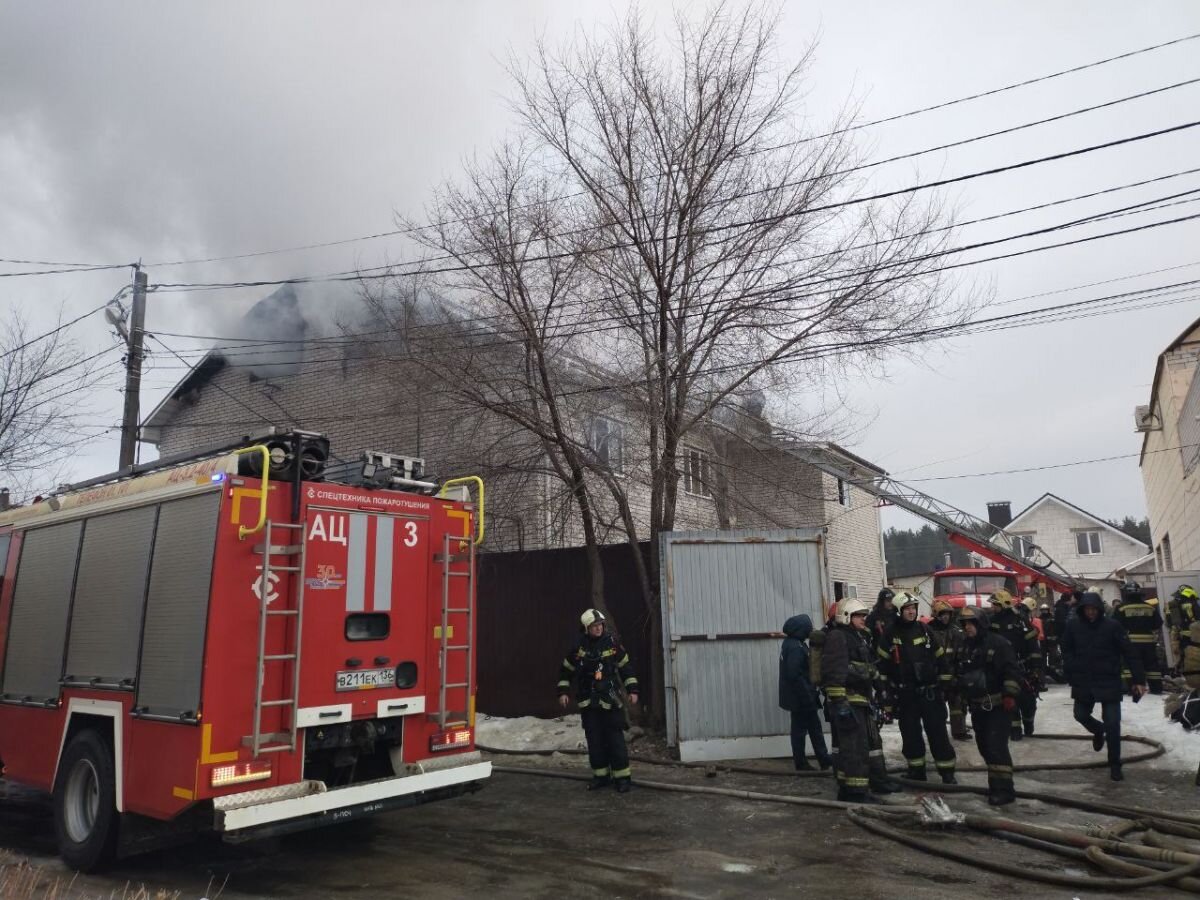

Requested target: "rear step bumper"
[{"left": 214, "top": 758, "right": 490, "bottom": 840}]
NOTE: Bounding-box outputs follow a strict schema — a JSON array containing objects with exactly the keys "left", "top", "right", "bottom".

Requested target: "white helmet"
[
  {"left": 838, "top": 598, "right": 871, "bottom": 626},
  {"left": 897, "top": 591, "right": 919, "bottom": 610},
  {"left": 580, "top": 608, "right": 607, "bottom": 628}
]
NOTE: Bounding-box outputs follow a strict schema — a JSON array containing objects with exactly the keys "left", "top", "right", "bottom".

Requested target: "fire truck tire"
[{"left": 53, "top": 729, "right": 119, "bottom": 872}]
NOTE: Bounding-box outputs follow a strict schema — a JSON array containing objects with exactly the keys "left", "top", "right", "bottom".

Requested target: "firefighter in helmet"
[
  {"left": 1112, "top": 582, "right": 1164, "bottom": 694},
  {"left": 879, "top": 592, "right": 957, "bottom": 783},
  {"left": 866, "top": 587, "right": 898, "bottom": 651},
  {"left": 820, "top": 597, "right": 899, "bottom": 802},
  {"left": 955, "top": 606, "right": 1021, "bottom": 806},
  {"left": 989, "top": 589, "right": 1043, "bottom": 739},
  {"left": 557, "top": 609, "right": 639, "bottom": 792},
  {"left": 1168, "top": 585, "right": 1200, "bottom": 668},
  {"left": 927, "top": 598, "right": 970, "bottom": 740}
]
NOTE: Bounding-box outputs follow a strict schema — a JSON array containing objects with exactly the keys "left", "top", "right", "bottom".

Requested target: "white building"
[
  {"left": 1004, "top": 493, "right": 1150, "bottom": 598},
  {"left": 1137, "top": 314, "right": 1200, "bottom": 574}
]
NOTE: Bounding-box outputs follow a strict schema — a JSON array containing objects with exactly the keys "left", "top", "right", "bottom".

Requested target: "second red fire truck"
[{"left": 0, "top": 431, "right": 488, "bottom": 870}]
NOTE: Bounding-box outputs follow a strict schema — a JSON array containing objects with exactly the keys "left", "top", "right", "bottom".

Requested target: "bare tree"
[
  {"left": 372, "top": 2, "right": 973, "bottom": 712},
  {"left": 0, "top": 309, "right": 108, "bottom": 502}
]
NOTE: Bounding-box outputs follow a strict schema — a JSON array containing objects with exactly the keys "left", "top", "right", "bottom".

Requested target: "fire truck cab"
[
  {"left": 0, "top": 432, "right": 489, "bottom": 870},
  {"left": 932, "top": 566, "right": 1021, "bottom": 610}
]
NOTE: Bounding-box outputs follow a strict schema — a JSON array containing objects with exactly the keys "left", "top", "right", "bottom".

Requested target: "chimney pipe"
[
  {"left": 987, "top": 501, "right": 1013, "bottom": 528},
  {"left": 0, "top": 488, "right": 9, "bottom": 511}
]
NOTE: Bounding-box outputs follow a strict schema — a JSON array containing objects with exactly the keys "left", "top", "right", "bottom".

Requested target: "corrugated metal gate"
[{"left": 660, "top": 528, "right": 829, "bottom": 762}]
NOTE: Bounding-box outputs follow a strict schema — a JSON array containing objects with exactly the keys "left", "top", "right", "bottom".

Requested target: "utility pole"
[{"left": 118, "top": 267, "right": 148, "bottom": 469}]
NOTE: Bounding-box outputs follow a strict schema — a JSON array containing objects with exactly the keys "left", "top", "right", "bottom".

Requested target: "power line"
[
  {"left": 137, "top": 33, "right": 1200, "bottom": 270},
  {"left": 147, "top": 119, "right": 1200, "bottom": 293},
  {"left": 0, "top": 262, "right": 134, "bottom": 279},
  {"left": 143, "top": 207, "right": 1200, "bottom": 372},
  {"left": 0, "top": 304, "right": 109, "bottom": 362},
  {"left": 108, "top": 279, "right": 1200, "bottom": 433}
]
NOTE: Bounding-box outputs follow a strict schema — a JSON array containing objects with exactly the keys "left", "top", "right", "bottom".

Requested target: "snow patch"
[{"left": 474, "top": 713, "right": 586, "bottom": 753}]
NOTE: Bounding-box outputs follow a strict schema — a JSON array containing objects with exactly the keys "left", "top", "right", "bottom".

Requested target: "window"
[
  {"left": 837, "top": 477, "right": 850, "bottom": 507},
  {"left": 846, "top": 584, "right": 859, "bottom": 599},
  {"left": 1162, "top": 533, "right": 1174, "bottom": 571},
  {"left": 1075, "top": 530, "right": 1102, "bottom": 556},
  {"left": 682, "top": 448, "right": 711, "bottom": 497},
  {"left": 1012, "top": 533, "right": 1036, "bottom": 560},
  {"left": 933, "top": 574, "right": 1018, "bottom": 597},
  {"left": 589, "top": 417, "right": 624, "bottom": 474}
]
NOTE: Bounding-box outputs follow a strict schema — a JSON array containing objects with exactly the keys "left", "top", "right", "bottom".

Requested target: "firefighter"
[
  {"left": 880, "top": 593, "right": 957, "bottom": 783},
  {"left": 1168, "top": 585, "right": 1200, "bottom": 668},
  {"left": 1039, "top": 603, "right": 1062, "bottom": 682},
  {"left": 928, "top": 599, "right": 970, "bottom": 740},
  {"left": 955, "top": 607, "right": 1021, "bottom": 806},
  {"left": 557, "top": 609, "right": 639, "bottom": 792},
  {"left": 1112, "top": 582, "right": 1164, "bottom": 695},
  {"left": 866, "top": 587, "right": 898, "bottom": 651},
  {"left": 989, "top": 589, "right": 1042, "bottom": 740},
  {"left": 821, "top": 597, "right": 899, "bottom": 802}
]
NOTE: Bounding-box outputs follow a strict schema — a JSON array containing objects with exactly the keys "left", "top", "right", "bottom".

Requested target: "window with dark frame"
[
  {"left": 1074, "top": 530, "right": 1102, "bottom": 556},
  {"left": 682, "top": 447, "right": 712, "bottom": 497},
  {"left": 837, "top": 477, "right": 850, "bottom": 507},
  {"left": 589, "top": 417, "right": 625, "bottom": 474}
]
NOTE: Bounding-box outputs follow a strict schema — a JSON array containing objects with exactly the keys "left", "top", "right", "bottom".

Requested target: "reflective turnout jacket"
[
  {"left": 956, "top": 632, "right": 1022, "bottom": 708},
  {"left": 557, "top": 631, "right": 638, "bottom": 709},
  {"left": 990, "top": 609, "right": 1043, "bottom": 676},
  {"left": 1114, "top": 599, "right": 1164, "bottom": 645},
  {"left": 880, "top": 619, "right": 953, "bottom": 692},
  {"left": 820, "top": 625, "right": 879, "bottom": 706}
]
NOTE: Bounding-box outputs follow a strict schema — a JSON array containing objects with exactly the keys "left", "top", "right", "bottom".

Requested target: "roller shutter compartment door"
[
  {"left": 135, "top": 493, "right": 221, "bottom": 720},
  {"left": 64, "top": 506, "right": 158, "bottom": 688},
  {"left": 1, "top": 521, "right": 84, "bottom": 703}
]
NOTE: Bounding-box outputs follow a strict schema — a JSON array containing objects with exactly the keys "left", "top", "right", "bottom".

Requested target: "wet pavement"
[{"left": 1, "top": 750, "right": 1195, "bottom": 899}]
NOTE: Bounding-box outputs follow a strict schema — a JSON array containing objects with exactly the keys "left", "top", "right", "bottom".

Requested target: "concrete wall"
[{"left": 1141, "top": 330, "right": 1200, "bottom": 573}]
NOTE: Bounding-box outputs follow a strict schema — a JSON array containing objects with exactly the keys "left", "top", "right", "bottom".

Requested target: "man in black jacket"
[
  {"left": 1061, "top": 592, "right": 1148, "bottom": 781},
  {"left": 778, "top": 614, "right": 832, "bottom": 771},
  {"left": 557, "top": 609, "right": 639, "bottom": 792}
]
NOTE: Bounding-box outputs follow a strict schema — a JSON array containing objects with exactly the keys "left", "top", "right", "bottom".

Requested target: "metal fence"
[{"left": 476, "top": 542, "right": 654, "bottom": 718}]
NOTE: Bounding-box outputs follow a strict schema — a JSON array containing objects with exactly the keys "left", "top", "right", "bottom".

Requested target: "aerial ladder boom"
[{"left": 779, "top": 439, "right": 1089, "bottom": 594}]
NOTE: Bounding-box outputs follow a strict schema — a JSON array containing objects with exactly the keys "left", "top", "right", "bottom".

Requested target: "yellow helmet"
[
  {"left": 989, "top": 589, "right": 1016, "bottom": 609},
  {"left": 1022, "top": 597, "right": 1038, "bottom": 611},
  {"left": 931, "top": 599, "right": 955, "bottom": 616},
  {"left": 1176, "top": 585, "right": 1198, "bottom": 602}
]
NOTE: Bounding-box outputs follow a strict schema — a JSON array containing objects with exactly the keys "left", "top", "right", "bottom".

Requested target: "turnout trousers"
[
  {"left": 832, "top": 704, "right": 887, "bottom": 797},
  {"left": 1009, "top": 685, "right": 1038, "bottom": 738},
  {"left": 1122, "top": 641, "right": 1162, "bottom": 694},
  {"left": 897, "top": 688, "right": 956, "bottom": 779},
  {"left": 970, "top": 705, "right": 1014, "bottom": 799},
  {"left": 581, "top": 706, "right": 630, "bottom": 780}
]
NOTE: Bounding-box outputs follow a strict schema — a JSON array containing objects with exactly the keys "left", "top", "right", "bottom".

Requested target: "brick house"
[
  {"left": 1137, "top": 314, "right": 1200, "bottom": 574},
  {"left": 998, "top": 494, "right": 1150, "bottom": 598},
  {"left": 141, "top": 288, "right": 887, "bottom": 595}
]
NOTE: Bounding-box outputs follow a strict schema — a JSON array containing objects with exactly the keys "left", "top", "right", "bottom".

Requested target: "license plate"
[{"left": 336, "top": 668, "right": 396, "bottom": 692}]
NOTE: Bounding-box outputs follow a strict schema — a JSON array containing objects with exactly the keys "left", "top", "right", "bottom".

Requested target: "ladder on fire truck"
[
  {"left": 250, "top": 519, "right": 307, "bottom": 756},
  {"left": 777, "top": 437, "right": 1089, "bottom": 593},
  {"left": 433, "top": 531, "right": 476, "bottom": 729}
]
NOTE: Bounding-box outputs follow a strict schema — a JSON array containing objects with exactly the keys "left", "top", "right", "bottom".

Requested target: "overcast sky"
[{"left": 2, "top": 1, "right": 1199, "bottom": 536}]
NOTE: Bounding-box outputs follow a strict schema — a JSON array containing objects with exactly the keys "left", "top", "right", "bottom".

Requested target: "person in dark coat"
[
  {"left": 1060, "top": 592, "right": 1148, "bottom": 781},
  {"left": 866, "top": 587, "right": 898, "bottom": 650},
  {"left": 1054, "top": 591, "right": 1077, "bottom": 644},
  {"left": 778, "top": 614, "right": 832, "bottom": 771}
]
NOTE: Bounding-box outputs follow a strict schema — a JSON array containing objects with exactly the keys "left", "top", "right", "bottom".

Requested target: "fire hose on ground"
[{"left": 483, "top": 732, "right": 1200, "bottom": 892}]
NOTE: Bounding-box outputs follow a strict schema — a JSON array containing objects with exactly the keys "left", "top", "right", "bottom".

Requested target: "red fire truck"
[
  {"left": 931, "top": 566, "right": 1021, "bottom": 610},
  {"left": 0, "top": 432, "right": 489, "bottom": 870}
]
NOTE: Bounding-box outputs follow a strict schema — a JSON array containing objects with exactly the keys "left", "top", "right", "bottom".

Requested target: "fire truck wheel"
[{"left": 53, "top": 729, "right": 119, "bottom": 872}]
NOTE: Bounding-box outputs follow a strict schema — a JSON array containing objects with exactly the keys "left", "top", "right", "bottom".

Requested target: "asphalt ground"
[{"left": 2, "top": 743, "right": 1197, "bottom": 900}]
